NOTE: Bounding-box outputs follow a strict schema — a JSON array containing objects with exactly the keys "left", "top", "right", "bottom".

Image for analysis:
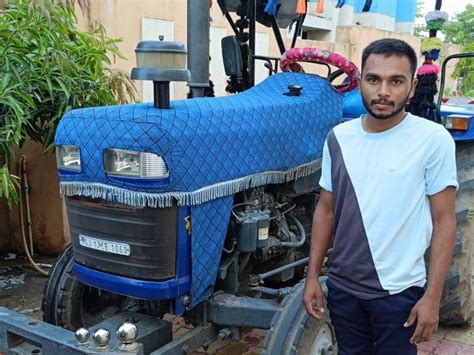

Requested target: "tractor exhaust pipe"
[{"left": 187, "top": 0, "right": 210, "bottom": 98}]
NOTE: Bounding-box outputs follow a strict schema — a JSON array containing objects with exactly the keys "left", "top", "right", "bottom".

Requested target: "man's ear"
[{"left": 409, "top": 78, "right": 418, "bottom": 99}]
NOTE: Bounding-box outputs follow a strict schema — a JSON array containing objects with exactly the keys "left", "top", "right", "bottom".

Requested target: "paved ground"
[{"left": 1, "top": 254, "right": 473, "bottom": 354}]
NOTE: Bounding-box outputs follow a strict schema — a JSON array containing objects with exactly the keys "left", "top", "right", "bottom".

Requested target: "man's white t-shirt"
[{"left": 320, "top": 113, "right": 458, "bottom": 298}]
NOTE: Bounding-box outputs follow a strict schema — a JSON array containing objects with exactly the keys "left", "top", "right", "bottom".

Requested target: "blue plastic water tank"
[
  {"left": 354, "top": 0, "right": 397, "bottom": 17},
  {"left": 395, "top": 0, "right": 417, "bottom": 23},
  {"left": 354, "top": 0, "right": 366, "bottom": 13},
  {"left": 342, "top": 0, "right": 356, "bottom": 7}
]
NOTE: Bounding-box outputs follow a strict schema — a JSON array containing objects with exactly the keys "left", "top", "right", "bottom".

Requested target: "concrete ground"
[{"left": 1, "top": 254, "right": 473, "bottom": 354}]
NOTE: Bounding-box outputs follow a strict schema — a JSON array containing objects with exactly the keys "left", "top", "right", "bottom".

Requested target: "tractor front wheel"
[
  {"left": 263, "top": 279, "right": 337, "bottom": 355},
  {"left": 42, "top": 245, "right": 131, "bottom": 330}
]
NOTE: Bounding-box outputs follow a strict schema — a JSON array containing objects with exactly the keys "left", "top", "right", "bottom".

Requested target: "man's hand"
[
  {"left": 404, "top": 294, "right": 440, "bottom": 344},
  {"left": 304, "top": 189, "right": 333, "bottom": 320},
  {"left": 404, "top": 187, "right": 456, "bottom": 344},
  {"left": 303, "top": 277, "right": 326, "bottom": 319}
]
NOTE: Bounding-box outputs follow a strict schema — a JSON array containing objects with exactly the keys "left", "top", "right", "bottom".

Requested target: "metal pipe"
[
  {"left": 291, "top": 14, "right": 306, "bottom": 49},
  {"left": 20, "top": 158, "right": 34, "bottom": 256},
  {"left": 270, "top": 16, "right": 286, "bottom": 55},
  {"left": 291, "top": 19, "right": 299, "bottom": 48},
  {"left": 17, "top": 156, "right": 48, "bottom": 277},
  {"left": 253, "top": 55, "right": 281, "bottom": 76},
  {"left": 430, "top": 1, "right": 442, "bottom": 37},
  {"left": 257, "top": 257, "right": 309, "bottom": 281},
  {"left": 250, "top": 286, "right": 292, "bottom": 297},
  {"left": 153, "top": 81, "right": 170, "bottom": 109},
  {"left": 187, "top": 0, "right": 210, "bottom": 98},
  {"left": 224, "top": 11, "right": 239, "bottom": 36},
  {"left": 280, "top": 215, "right": 306, "bottom": 247}
]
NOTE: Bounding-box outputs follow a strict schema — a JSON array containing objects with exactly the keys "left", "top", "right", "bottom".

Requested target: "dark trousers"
[{"left": 326, "top": 279, "right": 425, "bottom": 355}]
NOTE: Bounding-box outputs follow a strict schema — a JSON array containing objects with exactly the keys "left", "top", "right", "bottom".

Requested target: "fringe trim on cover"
[{"left": 59, "top": 159, "right": 322, "bottom": 208}]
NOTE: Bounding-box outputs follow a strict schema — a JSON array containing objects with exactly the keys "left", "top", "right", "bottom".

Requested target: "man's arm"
[
  {"left": 404, "top": 186, "right": 457, "bottom": 344},
  {"left": 303, "top": 188, "right": 334, "bottom": 319}
]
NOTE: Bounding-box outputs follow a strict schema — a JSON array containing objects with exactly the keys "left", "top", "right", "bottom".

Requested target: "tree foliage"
[
  {"left": 442, "top": 5, "right": 474, "bottom": 96},
  {"left": 0, "top": 0, "right": 136, "bottom": 206},
  {"left": 443, "top": 5, "right": 473, "bottom": 47}
]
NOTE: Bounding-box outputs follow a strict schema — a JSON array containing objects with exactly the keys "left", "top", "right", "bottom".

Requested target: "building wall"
[
  {"left": 6, "top": 142, "right": 70, "bottom": 255},
  {"left": 0, "top": 202, "right": 11, "bottom": 251},
  {"left": 333, "top": 26, "right": 420, "bottom": 69}
]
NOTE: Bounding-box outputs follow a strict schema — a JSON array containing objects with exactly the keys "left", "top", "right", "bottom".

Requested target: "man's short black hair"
[{"left": 362, "top": 39, "right": 417, "bottom": 78}]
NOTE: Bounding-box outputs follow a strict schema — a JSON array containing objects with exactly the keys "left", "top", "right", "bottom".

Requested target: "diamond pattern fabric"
[
  {"left": 190, "top": 196, "right": 233, "bottom": 307},
  {"left": 343, "top": 88, "right": 367, "bottom": 118}
]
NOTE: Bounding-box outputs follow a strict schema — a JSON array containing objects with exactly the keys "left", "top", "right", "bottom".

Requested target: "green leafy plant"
[
  {"left": 0, "top": 165, "right": 20, "bottom": 207},
  {"left": 0, "top": 0, "right": 137, "bottom": 206},
  {"left": 442, "top": 5, "right": 474, "bottom": 96}
]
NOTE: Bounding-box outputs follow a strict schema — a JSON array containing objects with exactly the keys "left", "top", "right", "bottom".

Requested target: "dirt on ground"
[{"left": 0, "top": 253, "right": 54, "bottom": 320}]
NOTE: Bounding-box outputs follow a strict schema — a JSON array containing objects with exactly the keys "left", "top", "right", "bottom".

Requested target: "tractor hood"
[{"left": 55, "top": 73, "right": 342, "bottom": 207}]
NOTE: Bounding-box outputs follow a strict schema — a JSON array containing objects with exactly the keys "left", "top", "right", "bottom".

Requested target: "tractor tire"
[
  {"left": 439, "top": 143, "right": 474, "bottom": 325},
  {"left": 42, "top": 245, "right": 130, "bottom": 330},
  {"left": 263, "top": 279, "right": 337, "bottom": 355}
]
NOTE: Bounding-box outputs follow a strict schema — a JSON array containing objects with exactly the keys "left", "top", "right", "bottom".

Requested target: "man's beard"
[{"left": 362, "top": 93, "right": 410, "bottom": 120}]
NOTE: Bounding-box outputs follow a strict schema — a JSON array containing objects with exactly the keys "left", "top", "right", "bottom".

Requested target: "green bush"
[
  {"left": 442, "top": 5, "right": 474, "bottom": 96},
  {"left": 0, "top": 0, "right": 135, "bottom": 206}
]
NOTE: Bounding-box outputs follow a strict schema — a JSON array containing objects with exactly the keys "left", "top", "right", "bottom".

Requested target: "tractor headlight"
[
  {"left": 444, "top": 115, "right": 470, "bottom": 131},
  {"left": 56, "top": 145, "right": 81, "bottom": 172},
  {"left": 104, "top": 149, "right": 169, "bottom": 178}
]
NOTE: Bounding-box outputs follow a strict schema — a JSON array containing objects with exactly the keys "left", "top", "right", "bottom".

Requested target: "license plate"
[{"left": 79, "top": 234, "right": 130, "bottom": 256}]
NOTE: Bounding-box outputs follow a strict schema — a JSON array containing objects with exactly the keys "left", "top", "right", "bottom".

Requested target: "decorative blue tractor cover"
[{"left": 56, "top": 72, "right": 343, "bottom": 306}]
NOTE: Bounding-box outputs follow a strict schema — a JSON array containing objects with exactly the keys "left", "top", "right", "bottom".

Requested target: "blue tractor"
[{"left": 0, "top": 2, "right": 472, "bottom": 354}]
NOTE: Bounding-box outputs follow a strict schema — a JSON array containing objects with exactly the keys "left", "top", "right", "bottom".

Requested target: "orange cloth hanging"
[
  {"left": 317, "top": 0, "right": 324, "bottom": 13},
  {"left": 296, "top": 0, "right": 307, "bottom": 15}
]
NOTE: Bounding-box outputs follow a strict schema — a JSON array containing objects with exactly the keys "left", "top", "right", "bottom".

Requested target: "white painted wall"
[
  {"left": 255, "top": 32, "right": 270, "bottom": 85},
  {"left": 353, "top": 13, "right": 395, "bottom": 32},
  {"left": 210, "top": 27, "right": 228, "bottom": 97},
  {"left": 395, "top": 22, "right": 415, "bottom": 35},
  {"left": 338, "top": 5, "right": 354, "bottom": 26}
]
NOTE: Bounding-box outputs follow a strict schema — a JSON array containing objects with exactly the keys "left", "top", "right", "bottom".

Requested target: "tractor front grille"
[{"left": 66, "top": 197, "right": 178, "bottom": 281}]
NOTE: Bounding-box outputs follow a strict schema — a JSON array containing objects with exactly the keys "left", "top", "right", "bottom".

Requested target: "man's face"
[{"left": 359, "top": 53, "right": 417, "bottom": 120}]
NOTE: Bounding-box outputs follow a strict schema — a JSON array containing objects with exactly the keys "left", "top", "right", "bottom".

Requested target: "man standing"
[{"left": 303, "top": 38, "right": 458, "bottom": 354}]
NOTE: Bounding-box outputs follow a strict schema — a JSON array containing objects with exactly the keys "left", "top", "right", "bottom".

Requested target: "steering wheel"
[{"left": 280, "top": 48, "right": 360, "bottom": 93}]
